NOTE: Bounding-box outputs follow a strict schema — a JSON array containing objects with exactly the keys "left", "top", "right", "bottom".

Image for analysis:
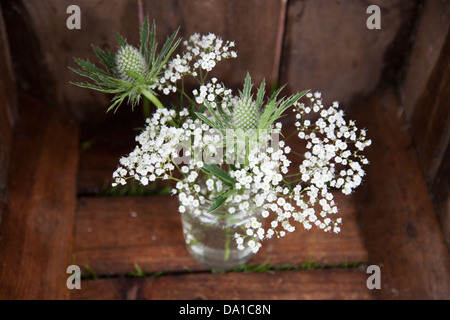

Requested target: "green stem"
[
  {"left": 142, "top": 96, "right": 150, "bottom": 119},
  {"left": 224, "top": 226, "right": 231, "bottom": 261},
  {"left": 141, "top": 88, "right": 165, "bottom": 110}
]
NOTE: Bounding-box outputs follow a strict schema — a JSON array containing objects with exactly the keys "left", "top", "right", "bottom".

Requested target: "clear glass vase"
[{"left": 181, "top": 202, "right": 259, "bottom": 270}]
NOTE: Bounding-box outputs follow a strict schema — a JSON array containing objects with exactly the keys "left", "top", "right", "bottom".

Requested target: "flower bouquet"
[{"left": 71, "top": 18, "right": 371, "bottom": 270}]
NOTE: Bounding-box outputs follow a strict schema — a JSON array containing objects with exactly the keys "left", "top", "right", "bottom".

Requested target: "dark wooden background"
[
  {"left": 2, "top": 0, "right": 422, "bottom": 120},
  {"left": 0, "top": 0, "right": 448, "bottom": 300}
]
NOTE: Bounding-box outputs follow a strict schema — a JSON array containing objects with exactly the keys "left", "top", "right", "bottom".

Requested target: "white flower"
[{"left": 111, "top": 56, "right": 370, "bottom": 254}]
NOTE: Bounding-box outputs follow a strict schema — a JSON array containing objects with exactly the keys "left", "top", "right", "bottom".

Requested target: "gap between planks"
[{"left": 71, "top": 268, "right": 373, "bottom": 300}]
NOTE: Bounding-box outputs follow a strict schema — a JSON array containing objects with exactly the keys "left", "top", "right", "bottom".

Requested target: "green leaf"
[
  {"left": 208, "top": 195, "right": 227, "bottom": 213},
  {"left": 92, "top": 45, "right": 115, "bottom": 70},
  {"left": 255, "top": 79, "right": 266, "bottom": 107},
  {"left": 114, "top": 31, "right": 128, "bottom": 47},
  {"left": 140, "top": 16, "right": 150, "bottom": 60},
  {"left": 73, "top": 57, "right": 110, "bottom": 78},
  {"left": 149, "top": 20, "right": 157, "bottom": 64},
  {"left": 201, "top": 100, "right": 227, "bottom": 133},
  {"left": 200, "top": 163, "right": 236, "bottom": 187},
  {"left": 194, "top": 112, "right": 216, "bottom": 130},
  {"left": 258, "top": 98, "right": 277, "bottom": 129},
  {"left": 241, "top": 72, "right": 253, "bottom": 99},
  {"left": 208, "top": 188, "right": 237, "bottom": 213},
  {"left": 107, "top": 94, "right": 127, "bottom": 113},
  {"left": 152, "top": 28, "right": 180, "bottom": 73},
  {"left": 134, "top": 263, "right": 144, "bottom": 277},
  {"left": 215, "top": 99, "right": 233, "bottom": 125}
]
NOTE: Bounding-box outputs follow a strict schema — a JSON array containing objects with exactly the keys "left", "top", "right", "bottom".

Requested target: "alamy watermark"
[
  {"left": 66, "top": 4, "right": 381, "bottom": 32},
  {"left": 66, "top": 5, "right": 81, "bottom": 30},
  {"left": 366, "top": 5, "right": 381, "bottom": 30},
  {"left": 172, "top": 128, "right": 281, "bottom": 166},
  {"left": 66, "top": 265, "right": 81, "bottom": 290},
  {"left": 366, "top": 265, "right": 381, "bottom": 290}
]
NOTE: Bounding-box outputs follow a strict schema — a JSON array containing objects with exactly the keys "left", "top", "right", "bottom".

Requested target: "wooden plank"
[
  {"left": 10, "top": 0, "right": 284, "bottom": 122},
  {"left": 77, "top": 110, "right": 145, "bottom": 194},
  {"left": 410, "top": 33, "right": 450, "bottom": 186},
  {"left": 142, "top": 0, "right": 284, "bottom": 89},
  {"left": 74, "top": 196, "right": 191, "bottom": 275},
  {"left": 71, "top": 269, "right": 373, "bottom": 300},
  {"left": 1, "top": 0, "right": 55, "bottom": 109},
  {"left": 0, "top": 94, "right": 79, "bottom": 299},
  {"left": 0, "top": 4, "right": 16, "bottom": 223},
  {"left": 350, "top": 90, "right": 450, "bottom": 299},
  {"left": 73, "top": 193, "right": 367, "bottom": 276},
  {"left": 430, "top": 143, "right": 450, "bottom": 248},
  {"left": 399, "top": 1, "right": 450, "bottom": 247},
  {"left": 400, "top": 0, "right": 450, "bottom": 121},
  {"left": 10, "top": 0, "right": 141, "bottom": 121},
  {"left": 280, "top": 0, "right": 418, "bottom": 109},
  {"left": 408, "top": 34, "right": 450, "bottom": 247}
]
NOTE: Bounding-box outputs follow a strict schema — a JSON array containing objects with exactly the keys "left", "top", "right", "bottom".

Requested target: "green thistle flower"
[
  {"left": 195, "top": 73, "right": 308, "bottom": 168},
  {"left": 233, "top": 97, "right": 260, "bottom": 131},
  {"left": 196, "top": 73, "right": 308, "bottom": 135},
  {"left": 70, "top": 17, "right": 180, "bottom": 112},
  {"left": 193, "top": 73, "right": 309, "bottom": 211},
  {"left": 115, "top": 45, "right": 148, "bottom": 83}
]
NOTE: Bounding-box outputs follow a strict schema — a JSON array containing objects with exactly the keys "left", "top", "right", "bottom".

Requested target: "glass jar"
[{"left": 181, "top": 202, "right": 259, "bottom": 270}]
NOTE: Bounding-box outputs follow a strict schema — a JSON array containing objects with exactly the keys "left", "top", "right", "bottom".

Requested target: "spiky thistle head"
[
  {"left": 70, "top": 17, "right": 180, "bottom": 112},
  {"left": 232, "top": 97, "right": 260, "bottom": 132},
  {"left": 115, "top": 45, "right": 148, "bottom": 82},
  {"left": 195, "top": 73, "right": 308, "bottom": 136}
]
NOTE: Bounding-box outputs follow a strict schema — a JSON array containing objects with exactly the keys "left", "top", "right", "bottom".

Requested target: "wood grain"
[
  {"left": 73, "top": 193, "right": 367, "bottom": 276},
  {"left": 142, "top": 0, "right": 285, "bottom": 89},
  {"left": 399, "top": 1, "right": 450, "bottom": 247},
  {"left": 351, "top": 90, "right": 450, "bottom": 299},
  {"left": 77, "top": 108, "right": 145, "bottom": 194},
  {"left": 0, "top": 94, "right": 79, "bottom": 299},
  {"left": 0, "top": 4, "right": 16, "bottom": 223},
  {"left": 7, "top": 0, "right": 284, "bottom": 122},
  {"left": 12, "top": 0, "right": 141, "bottom": 121},
  {"left": 412, "top": 34, "right": 450, "bottom": 247},
  {"left": 280, "top": 0, "right": 418, "bottom": 109},
  {"left": 401, "top": 0, "right": 450, "bottom": 121},
  {"left": 71, "top": 269, "right": 373, "bottom": 300}
]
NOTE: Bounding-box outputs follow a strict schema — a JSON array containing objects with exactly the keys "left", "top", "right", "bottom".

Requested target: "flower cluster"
[
  {"left": 112, "top": 108, "right": 189, "bottom": 187},
  {"left": 112, "top": 77, "right": 371, "bottom": 254},
  {"left": 72, "top": 20, "right": 371, "bottom": 257},
  {"left": 159, "top": 33, "right": 237, "bottom": 95},
  {"left": 294, "top": 92, "right": 371, "bottom": 195},
  {"left": 192, "top": 77, "right": 233, "bottom": 107}
]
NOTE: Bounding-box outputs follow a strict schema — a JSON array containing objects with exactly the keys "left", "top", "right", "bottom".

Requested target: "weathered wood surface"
[
  {"left": 411, "top": 35, "right": 450, "bottom": 247},
  {"left": 6, "top": 0, "right": 283, "bottom": 121},
  {"left": 71, "top": 269, "right": 372, "bottom": 300},
  {"left": 3, "top": 0, "right": 421, "bottom": 122},
  {"left": 0, "top": 4, "right": 16, "bottom": 223},
  {"left": 280, "top": 0, "right": 419, "bottom": 108},
  {"left": 0, "top": 0, "right": 447, "bottom": 302},
  {"left": 351, "top": 90, "right": 450, "bottom": 300},
  {"left": 401, "top": 0, "right": 450, "bottom": 122},
  {"left": 77, "top": 109, "right": 145, "bottom": 194},
  {"left": 73, "top": 193, "right": 367, "bottom": 276},
  {"left": 399, "top": 0, "right": 450, "bottom": 246},
  {"left": 0, "top": 94, "right": 80, "bottom": 300},
  {"left": 410, "top": 34, "right": 450, "bottom": 187}
]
